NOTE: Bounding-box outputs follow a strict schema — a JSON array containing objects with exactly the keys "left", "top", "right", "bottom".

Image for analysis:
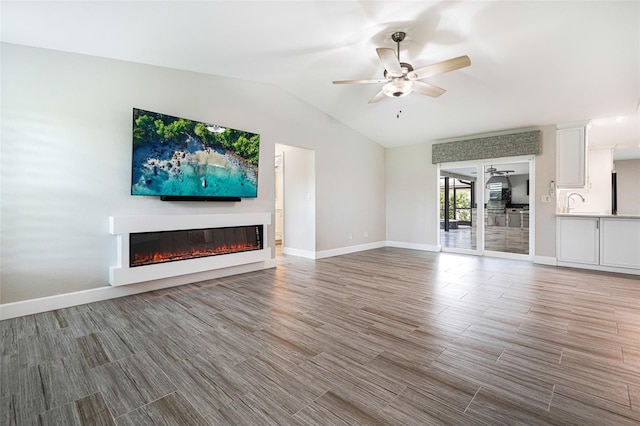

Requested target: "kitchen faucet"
[{"left": 565, "top": 192, "right": 586, "bottom": 213}]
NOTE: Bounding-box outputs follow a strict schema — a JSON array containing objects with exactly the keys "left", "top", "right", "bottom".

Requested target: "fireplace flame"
[{"left": 132, "top": 242, "right": 260, "bottom": 267}]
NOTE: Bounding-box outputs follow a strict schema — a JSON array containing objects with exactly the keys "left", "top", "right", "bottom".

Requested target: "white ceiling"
[{"left": 2, "top": 1, "right": 639, "bottom": 156}]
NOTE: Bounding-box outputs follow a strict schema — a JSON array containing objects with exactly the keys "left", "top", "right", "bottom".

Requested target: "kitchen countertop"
[{"left": 556, "top": 213, "right": 640, "bottom": 219}]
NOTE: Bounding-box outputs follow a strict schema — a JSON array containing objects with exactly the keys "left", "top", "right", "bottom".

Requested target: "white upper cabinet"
[{"left": 557, "top": 123, "right": 589, "bottom": 188}]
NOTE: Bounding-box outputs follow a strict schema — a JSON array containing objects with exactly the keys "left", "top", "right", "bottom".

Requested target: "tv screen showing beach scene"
[{"left": 131, "top": 108, "right": 259, "bottom": 198}]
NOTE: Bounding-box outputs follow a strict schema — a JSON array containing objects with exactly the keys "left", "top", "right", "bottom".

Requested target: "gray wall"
[
  {"left": 533, "top": 125, "right": 558, "bottom": 259},
  {"left": 385, "top": 143, "right": 439, "bottom": 248},
  {"left": 1, "top": 43, "right": 386, "bottom": 303}
]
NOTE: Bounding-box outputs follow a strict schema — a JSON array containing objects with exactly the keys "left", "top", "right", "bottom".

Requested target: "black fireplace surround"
[{"left": 130, "top": 225, "right": 263, "bottom": 267}]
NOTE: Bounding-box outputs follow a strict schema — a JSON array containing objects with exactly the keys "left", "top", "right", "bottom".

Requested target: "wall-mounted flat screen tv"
[{"left": 131, "top": 108, "right": 259, "bottom": 200}]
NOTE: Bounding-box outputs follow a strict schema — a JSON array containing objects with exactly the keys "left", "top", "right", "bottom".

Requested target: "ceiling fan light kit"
[
  {"left": 333, "top": 31, "right": 471, "bottom": 104},
  {"left": 383, "top": 80, "right": 414, "bottom": 98}
]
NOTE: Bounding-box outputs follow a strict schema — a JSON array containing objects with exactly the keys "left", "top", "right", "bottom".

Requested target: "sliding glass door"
[
  {"left": 439, "top": 157, "right": 534, "bottom": 260},
  {"left": 439, "top": 163, "right": 480, "bottom": 254},
  {"left": 483, "top": 161, "right": 531, "bottom": 257}
]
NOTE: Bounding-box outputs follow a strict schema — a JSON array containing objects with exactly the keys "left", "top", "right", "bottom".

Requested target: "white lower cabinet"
[
  {"left": 557, "top": 217, "right": 599, "bottom": 265},
  {"left": 557, "top": 216, "right": 640, "bottom": 274},
  {"left": 600, "top": 218, "right": 640, "bottom": 269}
]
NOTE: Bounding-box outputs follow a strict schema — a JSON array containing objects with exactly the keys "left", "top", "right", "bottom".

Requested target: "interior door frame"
[{"left": 438, "top": 155, "right": 535, "bottom": 261}]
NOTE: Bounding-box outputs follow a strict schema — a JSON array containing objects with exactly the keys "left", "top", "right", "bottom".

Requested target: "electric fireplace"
[
  {"left": 130, "top": 225, "right": 263, "bottom": 267},
  {"left": 109, "top": 213, "right": 272, "bottom": 286}
]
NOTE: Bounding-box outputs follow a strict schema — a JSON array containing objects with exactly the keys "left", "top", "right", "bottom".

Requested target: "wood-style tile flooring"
[{"left": 2, "top": 247, "right": 640, "bottom": 425}]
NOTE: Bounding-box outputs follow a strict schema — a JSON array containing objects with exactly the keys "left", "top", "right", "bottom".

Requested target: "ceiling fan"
[
  {"left": 332, "top": 31, "right": 471, "bottom": 104},
  {"left": 486, "top": 166, "right": 515, "bottom": 175}
]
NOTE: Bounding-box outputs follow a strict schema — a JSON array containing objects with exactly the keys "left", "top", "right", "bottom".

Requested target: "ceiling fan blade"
[
  {"left": 376, "top": 48, "right": 403, "bottom": 77},
  {"left": 409, "top": 55, "right": 471, "bottom": 80},
  {"left": 332, "top": 78, "right": 388, "bottom": 85},
  {"left": 368, "top": 90, "right": 386, "bottom": 104},
  {"left": 412, "top": 81, "right": 446, "bottom": 98}
]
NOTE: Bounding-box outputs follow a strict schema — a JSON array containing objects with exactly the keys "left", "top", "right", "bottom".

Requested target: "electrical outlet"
[
  {"left": 348, "top": 233, "right": 353, "bottom": 240},
  {"left": 541, "top": 195, "right": 551, "bottom": 203},
  {"left": 363, "top": 231, "right": 369, "bottom": 238}
]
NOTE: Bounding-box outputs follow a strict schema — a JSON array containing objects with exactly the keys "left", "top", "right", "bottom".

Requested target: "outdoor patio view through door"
[{"left": 440, "top": 165, "right": 479, "bottom": 253}]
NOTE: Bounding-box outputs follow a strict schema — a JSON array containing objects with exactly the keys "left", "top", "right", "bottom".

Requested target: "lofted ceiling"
[{"left": 1, "top": 1, "right": 639, "bottom": 156}]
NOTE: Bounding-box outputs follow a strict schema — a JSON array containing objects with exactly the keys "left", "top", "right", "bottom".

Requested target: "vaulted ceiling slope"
[{"left": 1, "top": 1, "right": 639, "bottom": 150}]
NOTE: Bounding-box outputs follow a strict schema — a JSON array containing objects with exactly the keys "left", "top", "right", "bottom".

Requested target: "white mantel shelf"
[{"left": 109, "top": 212, "right": 271, "bottom": 286}]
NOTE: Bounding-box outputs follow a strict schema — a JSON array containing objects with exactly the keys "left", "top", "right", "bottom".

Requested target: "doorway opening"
[
  {"left": 274, "top": 143, "right": 316, "bottom": 258},
  {"left": 275, "top": 153, "right": 284, "bottom": 248}
]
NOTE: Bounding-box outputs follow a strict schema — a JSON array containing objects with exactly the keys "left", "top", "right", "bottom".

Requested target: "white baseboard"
[
  {"left": 0, "top": 260, "right": 276, "bottom": 320},
  {"left": 284, "top": 241, "right": 444, "bottom": 261},
  {"left": 534, "top": 256, "right": 558, "bottom": 266},
  {"left": 282, "top": 247, "right": 317, "bottom": 259},
  {"left": 557, "top": 261, "right": 640, "bottom": 276},
  {"left": 314, "top": 241, "right": 386, "bottom": 259},
  {"left": 385, "top": 241, "right": 440, "bottom": 252},
  {"left": 283, "top": 242, "right": 388, "bottom": 260}
]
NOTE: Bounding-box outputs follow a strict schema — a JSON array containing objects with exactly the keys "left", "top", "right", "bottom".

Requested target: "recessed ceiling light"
[{"left": 615, "top": 116, "right": 624, "bottom": 123}]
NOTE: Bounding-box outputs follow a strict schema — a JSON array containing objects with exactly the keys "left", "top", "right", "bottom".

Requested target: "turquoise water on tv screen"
[{"left": 131, "top": 137, "right": 258, "bottom": 198}]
